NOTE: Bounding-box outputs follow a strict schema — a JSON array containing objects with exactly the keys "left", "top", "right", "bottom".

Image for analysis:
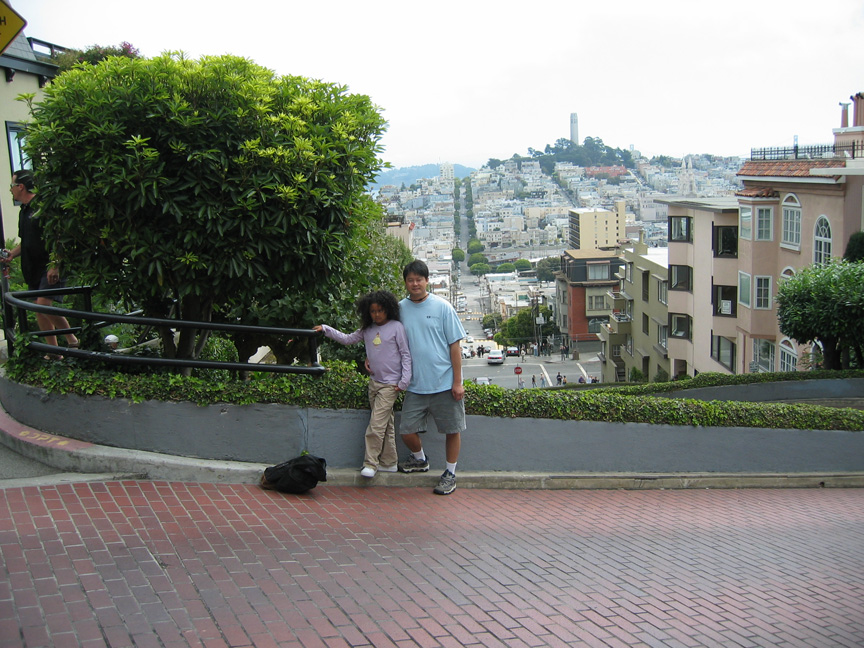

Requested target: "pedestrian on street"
[
  {"left": 531, "top": 374, "right": 536, "bottom": 388},
  {"left": 397, "top": 260, "right": 466, "bottom": 496},
  {"left": 540, "top": 375, "right": 547, "bottom": 387},
  {"left": 3, "top": 170, "right": 79, "bottom": 356},
  {"left": 556, "top": 372, "right": 562, "bottom": 385}
]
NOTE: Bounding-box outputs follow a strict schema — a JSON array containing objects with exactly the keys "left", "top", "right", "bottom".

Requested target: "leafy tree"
[
  {"left": 482, "top": 313, "right": 502, "bottom": 331},
  {"left": 467, "top": 239, "right": 484, "bottom": 254},
  {"left": 22, "top": 53, "right": 387, "bottom": 369},
  {"left": 54, "top": 42, "right": 141, "bottom": 72},
  {"left": 487, "top": 158, "right": 503, "bottom": 169},
  {"left": 470, "top": 263, "right": 491, "bottom": 276},
  {"left": 496, "top": 263, "right": 515, "bottom": 273},
  {"left": 535, "top": 256, "right": 561, "bottom": 282},
  {"left": 514, "top": 259, "right": 532, "bottom": 271},
  {"left": 452, "top": 248, "right": 465, "bottom": 263},
  {"left": 468, "top": 253, "right": 488, "bottom": 266},
  {"left": 499, "top": 305, "right": 557, "bottom": 347},
  {"left": 776, "top": 260, "right": 864, "bottom": 370},
  {"left": 844, "top": 231, "right": 864, "bottom": 262}
]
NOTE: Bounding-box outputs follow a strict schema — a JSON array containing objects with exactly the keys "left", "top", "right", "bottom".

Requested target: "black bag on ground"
[{"left": 260, "top": 455, "right": 327, "bottom": 494}]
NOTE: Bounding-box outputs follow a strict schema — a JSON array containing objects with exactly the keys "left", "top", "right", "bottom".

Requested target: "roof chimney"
[
  {"left": 852, "top": 93, "right": 864, "bottom": 127},
  {"left": 840, "top": 102, "right": 850, "bottom": 128}
]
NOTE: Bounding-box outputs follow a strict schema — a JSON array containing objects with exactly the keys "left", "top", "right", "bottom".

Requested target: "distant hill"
[{"left": 371, "top": 164, "right": 476, "bottom": 187}]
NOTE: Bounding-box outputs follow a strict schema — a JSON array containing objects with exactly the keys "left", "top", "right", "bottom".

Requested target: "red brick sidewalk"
[{"left": 2, "top": 483, "right": 863, "bottom": 648}]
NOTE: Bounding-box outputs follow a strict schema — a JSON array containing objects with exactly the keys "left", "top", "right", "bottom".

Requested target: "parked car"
[
  {"left": 506, "top": 346, "right": 520, "bottom": 357},
  {"left": 461, "top": 346, "right": 472, "bottom": 359},
  {"left": 465, "top": 335, "right": 474, "bottom": 344},
  {"left": 474, "top": 376, "right": 492, "bottom": 385},
  {"left": 487, "top": 349, "right": 504, "bottom": 364}
]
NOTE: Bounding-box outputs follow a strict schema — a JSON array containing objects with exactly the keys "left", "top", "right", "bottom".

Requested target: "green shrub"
[{"left": 3, "top": 357, "right": 863, "bottom": 431}]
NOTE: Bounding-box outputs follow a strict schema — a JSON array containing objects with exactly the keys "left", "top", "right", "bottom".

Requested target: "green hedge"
[{"left": 4, "top": 359, "right": 863, "bottom": 431}]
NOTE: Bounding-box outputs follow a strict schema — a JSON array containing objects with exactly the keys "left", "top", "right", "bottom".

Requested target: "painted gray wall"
[{"left": 2, "top": 376, "right": 862, "bottom": 473}]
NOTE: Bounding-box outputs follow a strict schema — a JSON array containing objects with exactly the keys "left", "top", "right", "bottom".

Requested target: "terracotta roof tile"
[
  {"left": 736, "top": 187, "right": 779, "bottom": 198},
  {"left": 738, "top": 160, "right": 846, "bottom": 178}
]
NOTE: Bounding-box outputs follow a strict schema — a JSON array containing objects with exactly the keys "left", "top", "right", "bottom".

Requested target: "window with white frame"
[
  {"left": 779, "top": 339, "right": 797, "bottom": 372},
  {"left": 814, "top": 216, "right": 832, "bottom": 265},
  {"left": 657, "top": 324, "right": 668, "bottom": 349},
  {"left": 755, "top": 207, "right": 773, "bottom": 241},
  {"left": 657, "top": 279, "right": 668, "bottom": 305},
  {"left": 6, "top": 122, "right": 29, "bottom": 172},
  {"left": 753, "top": 339, "right": 775, "bottom": 373},
  {"left": 755, "top": 275, "right": 772, "bottom": 309},
  {"left": 738, "top": 272, "right": 751, "bottom": 308},
  {"left": 587, "top": 295, "right": 607, "bottom": 310},
  {"left": 739, "top": 206, "right": 752, "bottom": 240},
  {"left": 781, "top": 195, "right": 801, "bottom": 248}
]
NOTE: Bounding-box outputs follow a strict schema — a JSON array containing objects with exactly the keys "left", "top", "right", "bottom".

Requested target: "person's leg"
[
  {"left": 398, "top": 392, "right": 430, "bottom": 472},
  {"left": 445, "top": 432, "right": 461, "bottom": 464},
  {"left": 375, "top": 385, "right": 400, "bottom": 470},
  {"left": 35, "top": 295, "right": 78, "bottom": 347},
  {"left": 364, "top": 380, "right": 397, "bottom": 472}
]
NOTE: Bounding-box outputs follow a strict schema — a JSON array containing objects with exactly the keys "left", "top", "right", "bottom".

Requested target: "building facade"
[
  {"left": 554, "top": 248, "right": 621, "bottom": 350},
  {"left": 567, "top": 200, "right": 626, "bottom": 250},
  {"left": 657, "top": 90, "right": 864, "bottom": 378},
  {"left": 598, "top": 236, "right": 670, "bottom": 382}
]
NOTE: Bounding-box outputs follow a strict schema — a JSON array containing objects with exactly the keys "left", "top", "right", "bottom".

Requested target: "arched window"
[
  {"left": 779, "top": 339, "right": 797, "bottom": 372},
  {"left": 781, "top": 194, "right": 801, "bottom": 248},
  {"left": 814, "top": 216, "right": 832, "bottom": 265},
  {"left": 779, "top": 267, "right": 795, "bottom": 282}
]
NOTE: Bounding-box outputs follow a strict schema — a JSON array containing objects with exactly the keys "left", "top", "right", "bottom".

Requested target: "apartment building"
[
  {"left": 598, "top": 235, "right": 670, "bottom": 382},
  {"left": 657, "top": 90, "right": 864, "bottom": 377},
  {"left": 568, "top": 200, "right": 626, "bottom": 250},
  {"left": 554, "top": 248, "right": 621, "bottom": 348}
]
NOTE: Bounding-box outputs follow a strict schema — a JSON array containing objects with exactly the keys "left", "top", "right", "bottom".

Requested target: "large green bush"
[{"left": 5, "top": 360, "right": 863, "bottom": 431}]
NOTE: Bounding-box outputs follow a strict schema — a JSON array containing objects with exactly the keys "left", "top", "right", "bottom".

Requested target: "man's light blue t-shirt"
[{"left": 399, "top": 293, "right": 466, "bottom": 394}]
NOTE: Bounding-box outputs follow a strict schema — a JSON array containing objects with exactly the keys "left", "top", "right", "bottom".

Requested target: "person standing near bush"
[
  {"left": 3, "top": 170, "right": 78, "bottom": 354},
  {"left": 314, "top": 290, "right": 411, "bottom": 478},
  {"left": 397, "top": 260, "right": 466, "bottom": 495}
]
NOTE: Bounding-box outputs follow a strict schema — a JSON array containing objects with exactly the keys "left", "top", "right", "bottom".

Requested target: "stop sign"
[{"left": 514, "top": 366, "right": 522, "bottom": 375}]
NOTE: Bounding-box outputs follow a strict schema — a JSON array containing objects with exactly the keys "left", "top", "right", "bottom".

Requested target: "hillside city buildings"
[{"left": 379, "top": 92, "right": 864, "bottom": 381}]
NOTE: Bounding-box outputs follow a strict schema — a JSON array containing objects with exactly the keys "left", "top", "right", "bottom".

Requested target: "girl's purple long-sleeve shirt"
[{"left": 320, "top": 320, "right": 412, "bottom": 391}]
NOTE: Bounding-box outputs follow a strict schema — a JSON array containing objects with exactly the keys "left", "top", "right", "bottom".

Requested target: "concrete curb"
[{"left": 2, "top": 408, "right": 863, "bottom": 490}]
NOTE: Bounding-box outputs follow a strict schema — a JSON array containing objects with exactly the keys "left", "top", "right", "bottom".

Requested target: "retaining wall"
[{"left": 1, "top": 376, "right": 862, "bottom": 473}]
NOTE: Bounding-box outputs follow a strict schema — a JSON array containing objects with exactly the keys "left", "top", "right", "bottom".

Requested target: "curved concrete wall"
[{"left": 1, "top": 376, "right": 862, "bottom": 473}]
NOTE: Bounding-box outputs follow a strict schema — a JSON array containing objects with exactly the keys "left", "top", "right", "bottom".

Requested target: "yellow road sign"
[{"left": 0, "top": 1, "right": 26, "bottom": 56}]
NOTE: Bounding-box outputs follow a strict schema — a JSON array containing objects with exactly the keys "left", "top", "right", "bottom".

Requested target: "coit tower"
[{"left": 570, "top": 113, "right": 579, "bottom": 145}]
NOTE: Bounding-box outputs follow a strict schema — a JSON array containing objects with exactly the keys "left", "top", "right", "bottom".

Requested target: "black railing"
[
  {"left": 2, "top": 284, "right": 325, "bottom": 376},
  {"left": 750, "top": 142, "right": 861, "bottom": 161}
]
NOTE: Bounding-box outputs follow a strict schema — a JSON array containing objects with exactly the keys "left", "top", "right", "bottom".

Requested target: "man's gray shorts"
[{"left": 401, "top": 391, "right": 466, "bottom": 435}]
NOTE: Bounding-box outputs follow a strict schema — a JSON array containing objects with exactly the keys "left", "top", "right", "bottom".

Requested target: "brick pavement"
[{"left": 1, "top": 482, "right": 863, "bottom": 648}]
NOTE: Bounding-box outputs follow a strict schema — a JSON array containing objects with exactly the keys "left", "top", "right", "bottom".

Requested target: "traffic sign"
[
  {"left": 514, "top": 366, "right": 522, "bottom": 375},
  {"left": 0, "top": 1, "right": 26, "bottom": 56}
]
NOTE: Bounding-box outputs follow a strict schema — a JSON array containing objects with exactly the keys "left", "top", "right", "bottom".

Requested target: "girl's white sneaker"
[{"left": 360, "top": 467, "right": 376, "bottom": 478}]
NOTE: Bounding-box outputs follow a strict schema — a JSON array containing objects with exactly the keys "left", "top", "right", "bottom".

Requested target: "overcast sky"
[{"left": 17, "top": 0, "right": 864, "bottom": 169}]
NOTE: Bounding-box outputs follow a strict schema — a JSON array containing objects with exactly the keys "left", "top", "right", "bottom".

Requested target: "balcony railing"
[{"left": 750, "top": 142, "right": 861, "bottom": 161}]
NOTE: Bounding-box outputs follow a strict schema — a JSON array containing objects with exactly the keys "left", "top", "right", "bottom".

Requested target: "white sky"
[{"left": 16, "top": 0, "right": 864, "bottom": 169}]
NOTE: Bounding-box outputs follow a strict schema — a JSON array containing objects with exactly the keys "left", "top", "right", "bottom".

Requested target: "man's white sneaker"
[{"left": 360, "top": 467, "right": 376, "bottom": 478}]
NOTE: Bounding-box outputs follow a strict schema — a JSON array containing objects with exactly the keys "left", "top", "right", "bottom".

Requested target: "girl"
[{"left": 314, "top": 291, "right": 411, "bottom": 478}]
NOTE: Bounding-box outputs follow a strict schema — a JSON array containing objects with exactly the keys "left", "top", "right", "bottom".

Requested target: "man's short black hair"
[
  {"left": 402, "top": 259, "right": 429, "bottom": 280},
  {"left": 12, "top": 169, "right": 34, "bottom": 191}
]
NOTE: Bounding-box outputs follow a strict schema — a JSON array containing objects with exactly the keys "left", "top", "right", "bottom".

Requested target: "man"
[
  {"left": 397, "top": 259, "right": 466, "bottom": 495},
  {"left": 4, "top": 170, "right": 78, "bottom": 352}
]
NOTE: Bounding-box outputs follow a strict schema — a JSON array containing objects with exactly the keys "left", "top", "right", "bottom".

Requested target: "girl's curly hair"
[{"left": 356, "top": 290, "right": 401, "bottom": 328}]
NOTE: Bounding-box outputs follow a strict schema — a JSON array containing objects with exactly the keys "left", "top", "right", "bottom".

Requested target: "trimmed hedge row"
[{"left": 5, "top": 359, "right": 864, "bottom": 431}]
